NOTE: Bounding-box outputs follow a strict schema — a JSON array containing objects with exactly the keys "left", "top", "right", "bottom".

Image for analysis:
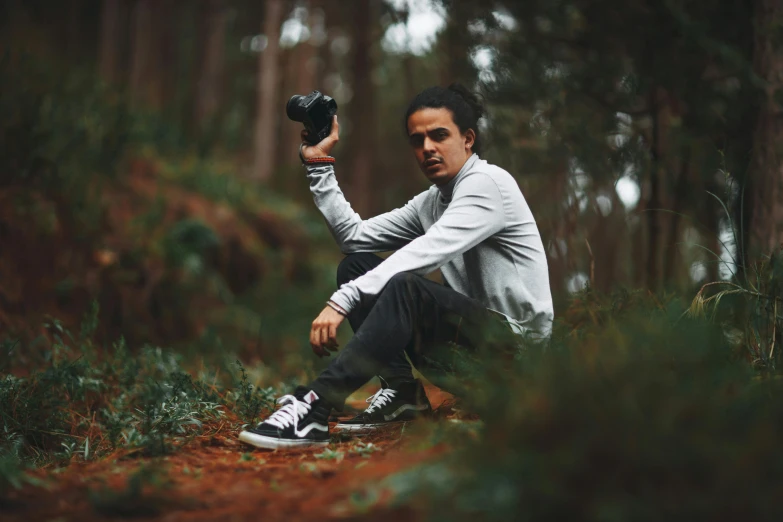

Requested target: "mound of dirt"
[{"left": 0, "top": 156, "right": 311, "bottom": 348}]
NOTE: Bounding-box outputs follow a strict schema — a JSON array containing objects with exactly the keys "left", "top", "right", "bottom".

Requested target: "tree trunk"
[
  {"left": 253, "top": 0, "right": 286, "bottom": 181},
  {"left": 747, "top": 0, "right": 783, "bottom": 257},
  {"left": 66, "top": 0, "right": 84, "bottom": 62},
  {"left": 646, "top": 89, "right": 663, "bottom": 290},
  {"left": 194, "top": 0, "right": 227, "bottom": 131},
  {"left": 130, "top": 0, "right": 178, "bottom": 110},
  {"left": 129, "top": 0, "right": 154, "bottom": 106},
  {"left": 151, "top": 1, "right": 178, "bottom": 111},
  {"left": 663, "top": 149, "right": 691, "bottom": 285},
  {"left": 438, "top": 1, "right": 477, "bottom": 85},
  {"left": 98, "top": 0, "right": 122, "bottom": 84},
  {"left": 348, "top": 0, "right": 376, "bottom": 217}
]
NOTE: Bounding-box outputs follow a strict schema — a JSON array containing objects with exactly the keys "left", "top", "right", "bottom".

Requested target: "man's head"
[{"left": 404, "top": 83, "right": 484, "bottom": 186}]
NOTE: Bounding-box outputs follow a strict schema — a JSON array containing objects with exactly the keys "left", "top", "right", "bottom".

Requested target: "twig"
[
  {"left": 770, "top": 299, "right": 777, "bottom": 362},
  {"left": 585, "top": 238, "right": 595, "bottom": 287},
  {"left": 695, "top": 280, "right": 782, "bottom": 302}
]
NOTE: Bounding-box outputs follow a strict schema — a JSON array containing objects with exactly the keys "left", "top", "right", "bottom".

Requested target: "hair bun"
[{"left": 447, "top": 83, "right": 485, "bottom": 120}]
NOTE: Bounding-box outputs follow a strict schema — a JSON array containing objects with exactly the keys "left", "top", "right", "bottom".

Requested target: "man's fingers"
[
  {"left": 310, "top": 324, "right": 323, "bottom": 357},
  {"left": 329, "top": 115, "right": 339, "bottom": 140},
  {"left": 318, "top": 325, "right": 328, "bottom": 349},
  {"left": 327, "top": 324, "right": 338, "bottom": 351}
]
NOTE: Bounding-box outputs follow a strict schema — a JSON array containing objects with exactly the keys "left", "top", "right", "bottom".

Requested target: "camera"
[{"left": 286, "top": 90, "right": 338, "bottom": 145}]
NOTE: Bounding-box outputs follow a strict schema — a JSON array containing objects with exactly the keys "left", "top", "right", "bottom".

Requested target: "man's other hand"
[
  {"left": 310, "top": 305, "right": 345, "bottom": 357},
  {"left": 300, "top": 115, "right": 339, "bottom": 160}
]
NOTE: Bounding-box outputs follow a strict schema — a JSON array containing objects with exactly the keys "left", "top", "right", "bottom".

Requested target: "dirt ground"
[{"left": 2, "top": 386, "right": 458, "bottom": 522}]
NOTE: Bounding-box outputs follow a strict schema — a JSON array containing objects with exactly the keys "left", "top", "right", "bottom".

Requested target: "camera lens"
[{"left": 286, "top": 95, "right": 308, "bottom": 122}]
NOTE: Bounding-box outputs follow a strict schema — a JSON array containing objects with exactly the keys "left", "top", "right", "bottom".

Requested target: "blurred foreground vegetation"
[{"left": 386, "top": 288, "right": 783, "bottom": 521}]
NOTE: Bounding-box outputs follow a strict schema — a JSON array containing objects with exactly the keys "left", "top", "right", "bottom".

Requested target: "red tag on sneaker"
[{"left": 303, "top": 390, "right": 319, "bottom": 404}]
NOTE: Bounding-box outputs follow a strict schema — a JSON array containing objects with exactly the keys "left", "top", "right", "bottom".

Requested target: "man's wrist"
[
  {"left": 304, "top": 156, "right": 335, "bottom": 166},
  {"left": 299, "top": 142, "right": 336, "bottom": 163},
  {"left": 326, "top": 300, "right": 348, "bottom": 316}
]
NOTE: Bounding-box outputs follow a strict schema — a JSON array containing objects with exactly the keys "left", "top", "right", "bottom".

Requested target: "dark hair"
[{"left": 404, "top": 83, "right": 486, "bottom": 155}]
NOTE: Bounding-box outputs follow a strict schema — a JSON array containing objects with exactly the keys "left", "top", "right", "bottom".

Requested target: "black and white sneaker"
[
  {"left": 335, "top": 378, "right": 432, "bottom": 431},
  {"left": 238, "top": 388, "right": 331, "bottom": 450}
]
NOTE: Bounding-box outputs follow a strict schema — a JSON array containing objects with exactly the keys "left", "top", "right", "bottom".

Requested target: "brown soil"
[{"left": 2, "top": 386, "right": 459, "bottom": 522}]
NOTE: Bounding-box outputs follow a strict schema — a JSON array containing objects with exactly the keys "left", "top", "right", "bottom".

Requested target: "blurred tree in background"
[{"left": 0, "top": 0, "right": 780, "bottom": 359}]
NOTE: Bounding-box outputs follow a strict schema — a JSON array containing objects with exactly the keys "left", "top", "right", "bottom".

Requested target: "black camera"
[{"left": 286, "top": 90, "right": 338, "bottom": 145}]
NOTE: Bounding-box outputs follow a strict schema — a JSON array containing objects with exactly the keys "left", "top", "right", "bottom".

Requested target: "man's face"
[{"left": 407, "top": 108, "right": 475, "bottom": 186}]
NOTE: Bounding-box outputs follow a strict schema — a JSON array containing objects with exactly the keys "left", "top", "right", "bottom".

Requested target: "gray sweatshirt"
[{"left": 306, "top": 153, "right": 554, "bottom": 338}]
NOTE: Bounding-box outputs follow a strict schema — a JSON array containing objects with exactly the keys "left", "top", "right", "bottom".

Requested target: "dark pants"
[{"left": 309, "top": 253, "right": 513, "bottom": 410}]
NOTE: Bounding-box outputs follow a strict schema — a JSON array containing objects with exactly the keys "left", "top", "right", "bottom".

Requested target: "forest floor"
[{"left": 2, "top": 386, "right": 458, "bottom": 522}]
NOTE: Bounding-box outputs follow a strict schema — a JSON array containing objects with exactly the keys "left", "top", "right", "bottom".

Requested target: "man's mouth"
[{"left": 424, "top": 158, "right": 441, "bottom": 168}]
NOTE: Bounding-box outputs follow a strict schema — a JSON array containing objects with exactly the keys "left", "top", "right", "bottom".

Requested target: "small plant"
[
  {"left": 687, "top": 190, "right": 783, "bottom": 371},
  {"left": 314, "top": 448, "right": 344, "bottom": 462},
  {"left": 238, "top": 452, "right": 254, "bottom": 463},
  {"left": 349, "top": 441, "right": 379, "bottom": 458},
  {"left": 0, "top": 435, "right": 45, "bottom": 497},
  {"left": 232, "top": 360, "right": 275, "bottom": 426}
]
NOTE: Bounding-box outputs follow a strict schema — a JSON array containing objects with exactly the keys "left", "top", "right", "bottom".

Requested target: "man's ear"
[{"left": 464, "top": 128, "right": 476, "bottom": 150}]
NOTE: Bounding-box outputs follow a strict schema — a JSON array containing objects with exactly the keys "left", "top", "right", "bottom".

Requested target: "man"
[{"left": 238, "top": 84, "right": 553, "bottom": 450}]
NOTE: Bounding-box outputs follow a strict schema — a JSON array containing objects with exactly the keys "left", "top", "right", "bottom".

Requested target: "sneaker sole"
[
  {"left": 238, "top": 431, "right": 330, "bottom": 450},
  {"left": 334, "top": 421, "right": 408, "bottom": 431}
]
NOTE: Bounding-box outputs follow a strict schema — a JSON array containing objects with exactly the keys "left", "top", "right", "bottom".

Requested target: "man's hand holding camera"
[{"left": 299, "top": 115, "right": 339, "bottom": 161}]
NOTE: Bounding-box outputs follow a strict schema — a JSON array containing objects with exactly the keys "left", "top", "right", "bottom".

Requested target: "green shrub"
[
  {"left": 387, "top": 295, "right": 783, "bottom": 521},
  {"left": 0, "top": 307, "right": 239, "bottom": 480}
]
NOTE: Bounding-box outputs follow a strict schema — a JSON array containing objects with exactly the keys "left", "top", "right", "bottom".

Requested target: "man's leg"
[
  {"left": 309, "top": 271, "right": 509, "bottom": 410},
  {"left": 238, "top": 271, "right": 508, "bottom": 449},
  {"left": 336, "top": 253, "right": 416, "bottom": 383}
]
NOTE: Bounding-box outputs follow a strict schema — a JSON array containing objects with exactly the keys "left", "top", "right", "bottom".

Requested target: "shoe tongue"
[
  {"left": 302, "top": 390, "right": 320, "bottom": 405},
  {"left": 378, "top": 376, "right": 390, "bottom": 389}
]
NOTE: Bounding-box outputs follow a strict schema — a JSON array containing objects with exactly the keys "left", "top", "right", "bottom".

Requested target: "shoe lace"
[
  {"left": 263, "top": 395, "right": 311, "bottom": 430},
  {"left": 364, "top": 388, "right": 397, "bottom": 414}
]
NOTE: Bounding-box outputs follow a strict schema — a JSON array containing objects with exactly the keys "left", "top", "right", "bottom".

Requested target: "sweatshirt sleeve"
[
  {"left": 329, "top": 173, "right": 506, "bottom": 313},
  {"left": 306, "top": 163, "right": 425, "bottom": 253}
]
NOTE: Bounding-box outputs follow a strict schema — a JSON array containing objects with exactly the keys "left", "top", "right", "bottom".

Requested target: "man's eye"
[{"left": 410, "top": 136, "right": 423, "bottom": 147}]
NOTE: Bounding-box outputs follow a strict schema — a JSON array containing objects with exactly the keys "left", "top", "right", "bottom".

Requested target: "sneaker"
[
  {"left": 238, "top": 389, "right": 330, "bottom": 449},
  {"left": 335, "top": 378, "right": 432, "bottom": 431}
]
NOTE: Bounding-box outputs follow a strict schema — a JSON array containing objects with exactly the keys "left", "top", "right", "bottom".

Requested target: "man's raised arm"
[
  {"left": 301, "top": 116, "right": 424, "bottom": 253},
  {"left": 306, "top": 163, "right": 424, "bottom": 253}
]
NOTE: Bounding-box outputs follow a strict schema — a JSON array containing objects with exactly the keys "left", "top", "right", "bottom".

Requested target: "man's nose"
[{"left": 423, "top": 137, "right": 437, "bottom": 152}]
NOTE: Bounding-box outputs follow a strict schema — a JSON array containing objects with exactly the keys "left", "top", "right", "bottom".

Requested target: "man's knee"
[
  {"left": 385, "top": 271, "right": 421, "bottom": 294},
  {"left": 336, "top": 253, "right": 378, "bottom": 286}
]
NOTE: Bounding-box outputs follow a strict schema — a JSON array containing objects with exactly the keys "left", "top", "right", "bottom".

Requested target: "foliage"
[
  {"left": 230, "top": 360, "right": 277, "bottom": 427},
  {"left": 0, "top": 54, "right": 129, "bottom": 187},
  {"left": 0, "top": 305, "right": 274, "bottom": 493},
  {"left": 384, "top": 292, "right": 783, "bottom": 520},
  {"left": 690, "top": 247, "right": 783, "bottom": 370}
]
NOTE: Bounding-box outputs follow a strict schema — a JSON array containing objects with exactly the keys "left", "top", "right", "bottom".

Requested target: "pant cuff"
[{"left": 308, "top": 381, "right": 345, "bottom": 412}]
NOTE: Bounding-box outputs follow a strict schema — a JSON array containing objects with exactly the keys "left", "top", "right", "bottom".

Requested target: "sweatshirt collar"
[{"left": 436, "top": 153, "right": 479, "bottom": 202}]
